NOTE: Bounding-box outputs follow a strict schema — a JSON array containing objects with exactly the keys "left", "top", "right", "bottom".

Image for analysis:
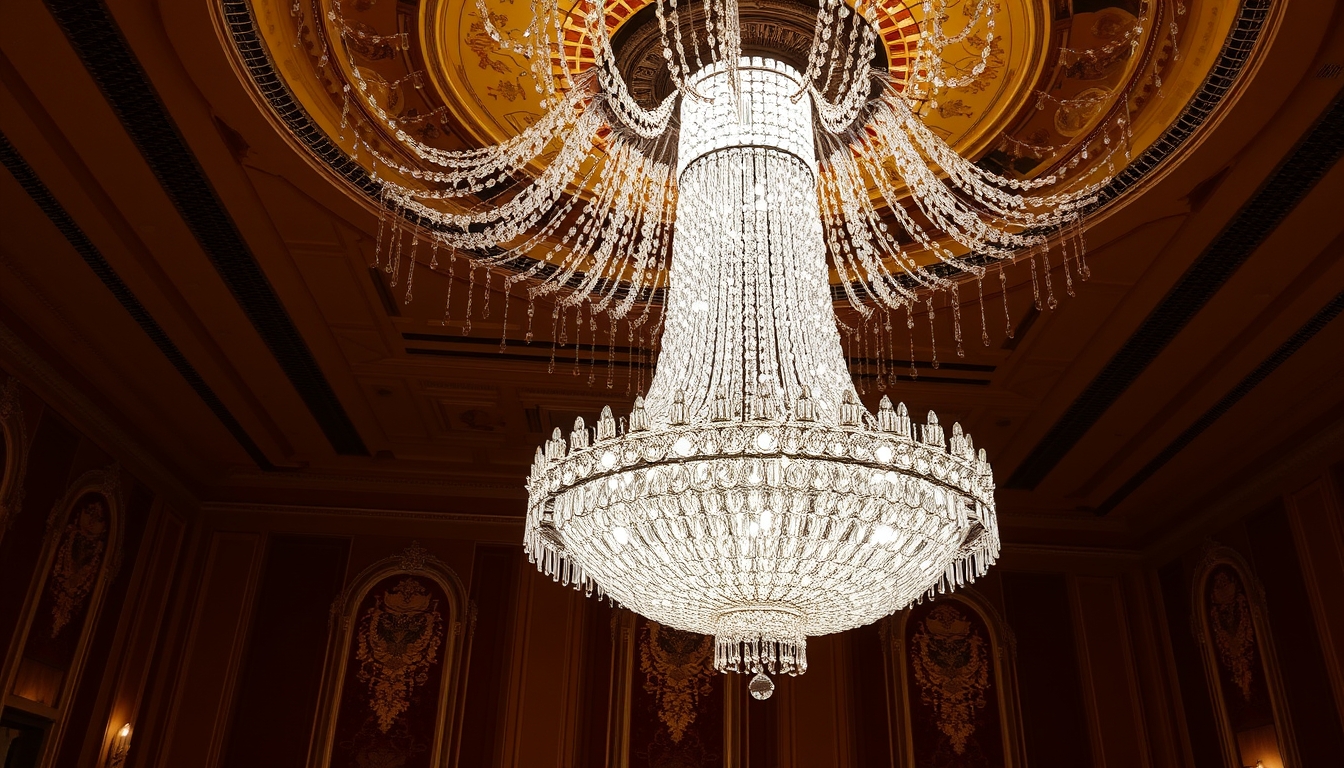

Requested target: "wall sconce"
[{"left": 107, "top": 723, "right": 131, "bottom": 768}]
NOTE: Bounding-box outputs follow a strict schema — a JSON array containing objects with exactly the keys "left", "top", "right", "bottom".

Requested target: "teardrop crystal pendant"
[{"left": 749, "top": 672, "right": 775, "bottom": 701}]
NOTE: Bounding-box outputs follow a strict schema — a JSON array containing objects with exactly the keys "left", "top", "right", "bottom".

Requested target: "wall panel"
[
  {"left": 1071, "top": 576, "right": 1149, "bottom": 768},
  {"left": 1245, "top": 501, "right": 1344, "bottom": 763},
  {"left": 221, "top": 534, "right": 350, "bottom": 768},
  {"left": 155, "top": 532, "right": 262, "bottom": 768},
  {"left": 1000, "top": 572, "right": 1091, "bottom": 768}
]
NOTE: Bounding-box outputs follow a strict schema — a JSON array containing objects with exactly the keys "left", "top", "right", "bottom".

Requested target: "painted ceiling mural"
[{"left": 245, "top": 0, "right": 1238, "bottom": 276}]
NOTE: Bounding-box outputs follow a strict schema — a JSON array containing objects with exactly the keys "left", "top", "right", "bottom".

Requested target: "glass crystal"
[{"left": 750, "top": 672, "right": 776, "bottom": 700}]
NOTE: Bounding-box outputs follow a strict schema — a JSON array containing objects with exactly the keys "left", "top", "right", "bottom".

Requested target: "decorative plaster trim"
[{"left": 0, "top": 375, "right": 29, "bottom": 539}]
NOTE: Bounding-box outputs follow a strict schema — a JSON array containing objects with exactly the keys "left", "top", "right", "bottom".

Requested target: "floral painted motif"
[
  {"left": 1209, "top": 569, "right": 1256, "bottom": 701},
  {"left": 911, "top": 603, "right": 991, "bottom": 755},
  {"left": 639, "top": 622, "right": 715, "bottom": 743},
  {"left": 465, "top": 12, "right": 514, "bottom": 75},
  {"left": 49, "top": 496, "right": 107, "bottom": 638},
  {"left": 356, "top": 577, "right": 444, "bottom": 732}
]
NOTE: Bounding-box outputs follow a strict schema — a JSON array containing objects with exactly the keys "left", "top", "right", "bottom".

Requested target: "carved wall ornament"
[
  {"left": 397, "top": 540, "right": 431, "bottom": 571},
  {"left": 638, "top": 622, "right": 716, "bottom": 743},
  {"left": 307, "top": 545, "right": 469, "bottom": 768},
  {"left": 48, "top": 495, "right": 109, "bottom": 637},
  {"left": 356, "top": 576, "right": 445, "bottom": 732},
  {"left": 1208, "top": 570, "right": 1256, "bottom": 700},
  {"left": 0, "top": 463, "right": 124, "bottom": 762},
  {"left": 1190, "top": 542, "right": 1301, "bottom": 768},
  {"left": 909, "top": 603, "right": 991, "bottom": 754},
  {"left": 886, "top": 589, "right": 1026, "bottom": 766}
]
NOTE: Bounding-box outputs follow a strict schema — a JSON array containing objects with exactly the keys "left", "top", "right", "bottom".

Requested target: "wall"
[{"left": 3, "top": 364, "right": 1343, "bottom": 768}]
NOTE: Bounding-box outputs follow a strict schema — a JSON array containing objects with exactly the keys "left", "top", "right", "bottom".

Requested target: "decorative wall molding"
[
  {"left": 0, "top": 375, "right": 29, "bottom": 538},
  {"left": 0, "top": 463, "right": 127, "bottom": 766},
  {"left": 308, "top": 542, "right": 470, "bottom": 768},
  {"left": 1189, "top": 543, "right": 1301, "bottom": 768},
  {"left": 883, "top": 588, "right": 1028, "bottom": 767}
]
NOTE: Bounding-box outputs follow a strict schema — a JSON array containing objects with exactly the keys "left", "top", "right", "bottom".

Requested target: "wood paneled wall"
[{"left": 3, "top": 366, "right": 1342, "bottom": 768}]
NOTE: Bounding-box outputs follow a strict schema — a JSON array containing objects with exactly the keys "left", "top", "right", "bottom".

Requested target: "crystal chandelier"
[
  {"left": 306, "top": 0, "right": 1135, "bottom": 688},
  {"left": 526, "top": 58, "right": 999, "bottom": 686}
]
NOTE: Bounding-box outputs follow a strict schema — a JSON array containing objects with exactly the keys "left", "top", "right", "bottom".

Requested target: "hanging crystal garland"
[{"left": 309, "top": 0, "right": 1122, "bottom": 359}]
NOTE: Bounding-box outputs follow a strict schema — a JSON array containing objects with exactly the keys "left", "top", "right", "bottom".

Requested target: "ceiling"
[{"left": 0, "top": 0, "right": 1341, "bottom": 554}]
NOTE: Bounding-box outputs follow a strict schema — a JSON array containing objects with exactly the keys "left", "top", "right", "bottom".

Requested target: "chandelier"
[
  {"left": 306, "top": 0, "right": 1138, "bottom": 692},
  {"left": 525, "top": 57, "right": 999, "bottom": 694}
]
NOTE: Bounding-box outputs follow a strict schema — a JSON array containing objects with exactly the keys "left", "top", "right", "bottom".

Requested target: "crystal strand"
[
  {"left": 573, "top": 306, "right": 582, "bottom": 376},
  {"left": 588, "top": 307, "right": 598, "bottom": 387},
  {"left": 482, "top": 269, "right": 492, "bottom": 319},
  {"left": 876, "top": 311, "right": 888, "bottom": 392},
  {"left": 549, "top": 305, "right": 559, "bottom": 374},
  {"left": 428, "top": 239, "right": 439, "bottom": 269},
  {"left": 1000, "top": 266, "right": 1014, "bottom": 339},
  {"left": 926, "top": 298, "right": 939, "bottom": 369},
  {"left": 372, "top": 202, "right": 387, "bottom": 269},
  {"left": 1028, "top": 250, "right": 1043, "bottom": 311},
  {"left": 951, "top": 285, "right": 965, "bottom": 358},
  {"left": 606, "top": 315, "right": 616, "bottom": 389},
  {"left": 857, "top": 322, "right": 868, "bottom": 395},
  {"left": 906, "top": 304, "right": 918, "bottom": 379},
  {"left": 387, "top": 211, "right": 403, "bottom": 276},
  {"left": 1041, "top": 242, "right": 1058, "bottom": 310},
  {"left": 526, "top": 299, "right": 536, "bottom": 343},
  {"left": 403, "top": 237, "right": 416, "bottom": 304},
  {"left": 625, "top": 322, "right": 633, "bottom": 396},
  {"left": 463, "top": 264, "right": 475, "bottom": 336},
  {"left": 977, "top": 276, "right": 990, "bottom": 346},
  {"left": 499, "top": 278, "right": 511, "bottom": 352},
  {"left": 1076, "top": 214, "right": 1092, "bottom": 279},
  {"left": 1061, "top": 233, "right": 1076, "bottom": 297},
  {"left": 441, "top": 248, "right": 457, "bottom": 326}
]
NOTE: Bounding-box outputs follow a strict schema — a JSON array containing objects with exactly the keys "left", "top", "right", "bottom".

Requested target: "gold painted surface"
[
  {"left": 638, "top": 621, "right": 716, "bottom": 743},
  {"left": 48, "top": 497, "right": 108, "bottom": 638},
  {"left": 243, "top": 0, "right": 1243, "bottom": 270},
  {"left": 1209, "top": 569, "right": 1256, "bottom": 701},
  {"left": 909, "top": 602, "right": 991, "bottom": 755},
  {"left": 355, "top": 576, "right": 445, "bottom": 732}
]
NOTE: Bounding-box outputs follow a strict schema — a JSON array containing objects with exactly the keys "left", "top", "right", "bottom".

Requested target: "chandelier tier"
[{"left": 524, "top": 59, "right": 1000, "bottom": 678}]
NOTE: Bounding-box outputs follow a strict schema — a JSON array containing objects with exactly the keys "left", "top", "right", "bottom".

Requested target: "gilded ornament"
[
  {"left": 48, "top": 496, "right": 108, "bottom": 638},
  {"left": 639, "top": 622, "right": 716, "bottom": 742},
  {"left": 1208, "top": 569, "right": 1256, "bottom": 701},
  {"left": 911, "top": 603, "right": 990, "bottom": 755},
  {"left": 356, "top": 577, "right": 444, "bottom": 732}
]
